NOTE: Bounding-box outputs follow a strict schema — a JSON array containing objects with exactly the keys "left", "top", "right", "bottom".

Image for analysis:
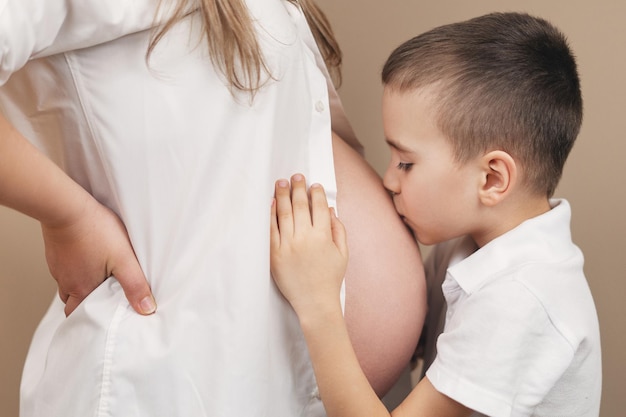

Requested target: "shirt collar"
[{"left": 447, "top": 199, "right": 575, "bottom": 294}]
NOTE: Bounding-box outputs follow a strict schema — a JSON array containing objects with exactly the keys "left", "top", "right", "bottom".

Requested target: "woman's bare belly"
[{"left": 333, "top": 133, "right": 427, "bottom": 396}]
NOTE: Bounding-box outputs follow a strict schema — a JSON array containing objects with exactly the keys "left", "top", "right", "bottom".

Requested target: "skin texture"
[
  {"left": 270, "top": 174, "right": 471, "bottom": 417},
  {"left": 332, "top": 132, "right": 426, "bottom": 396},
  {"left": 381, "top": 88, "right": 482, "bottom": 246},
  {"left": 381, "top": 88, "right": 550, "bottom": 248}
]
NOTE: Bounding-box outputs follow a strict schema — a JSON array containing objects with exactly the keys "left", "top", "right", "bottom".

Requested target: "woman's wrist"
[
  {"left": 0, "top": 112, "right": 97, "bottom": 228},
  {"left": 36, "top": 176, "right": 95, "bottom": 230}
]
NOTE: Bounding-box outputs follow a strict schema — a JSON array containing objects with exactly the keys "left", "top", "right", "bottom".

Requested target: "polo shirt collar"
[{"left": 447, "top": 199, "right": 575, "bottom": 295}]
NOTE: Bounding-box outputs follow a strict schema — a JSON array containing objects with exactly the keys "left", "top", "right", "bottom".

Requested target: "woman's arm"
[
  {"left": 0, "top": 112, "right": 155, "bottom": 316},
  {"left": 270, "top": 175, "right": 472, "bottom": 417}
]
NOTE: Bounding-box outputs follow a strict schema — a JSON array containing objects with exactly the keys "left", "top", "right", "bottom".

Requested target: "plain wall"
[{"left": 1, "top": 1, "right": 624, "bottom": 416}]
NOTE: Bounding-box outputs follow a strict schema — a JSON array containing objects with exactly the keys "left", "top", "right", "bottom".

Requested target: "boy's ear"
[{"left": 478, "top": 150, "right": 517, "bottom": 207}]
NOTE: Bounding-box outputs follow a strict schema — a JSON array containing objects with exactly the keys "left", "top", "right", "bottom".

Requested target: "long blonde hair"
[{"left": 147, "top": 0, "right": 342, "bottom": 94}]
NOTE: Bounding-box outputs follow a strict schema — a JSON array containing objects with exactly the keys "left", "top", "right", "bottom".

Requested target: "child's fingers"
[
  {"left": 309, "top": 183, "right": 331, "bottom": 231},
  {"left": 269, "top": 198, "right": 280, "bottom": 249},
  {"left": 274, "top": 179, "right": 294, "bottom": 239},
  {"left": 290, "top": 174, "right": 312, "bottom": 231},
  {"left": 330, "top": 207, "right": 349, "bottom": 258}
]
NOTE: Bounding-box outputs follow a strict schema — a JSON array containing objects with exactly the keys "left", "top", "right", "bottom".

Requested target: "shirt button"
[
  {"left": 311, "top": 386, "right": 321, "bottom": 400},
  {"left": 315, "top": 100, "right": 325, "bottom": 112}
]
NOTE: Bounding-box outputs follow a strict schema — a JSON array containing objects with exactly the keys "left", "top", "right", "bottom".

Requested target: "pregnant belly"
[{"left": 333, "top": 133, "right": 427, "bottom": 396}]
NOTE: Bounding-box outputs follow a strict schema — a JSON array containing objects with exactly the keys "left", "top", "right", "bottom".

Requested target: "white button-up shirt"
[
  {"left": 424, "top": 200, "right": 602, "bottom": 417},
  {"left": 0, "top": 1, "right": 357, "bottom": 416}
]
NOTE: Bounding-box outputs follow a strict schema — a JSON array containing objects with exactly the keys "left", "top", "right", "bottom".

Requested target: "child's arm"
[
  {"left": 270, "top": 174, "right": 472, "bottom": 417},
  {"left": 0, "top": 112, "right": 155, "bottom": 316}
]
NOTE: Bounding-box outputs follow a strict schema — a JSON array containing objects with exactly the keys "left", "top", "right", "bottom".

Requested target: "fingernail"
[
  {"left": 139, "top": 295, "right": 157, "bottom": 315},
  {"left": 311, "top": 183, "right": 321, "bottom": 189},
  {"left": 292, "top": 173, "right": 304, "bottom": 181},
  {"left": 277, "top": 179, "right": 289, "bottom": 188}
]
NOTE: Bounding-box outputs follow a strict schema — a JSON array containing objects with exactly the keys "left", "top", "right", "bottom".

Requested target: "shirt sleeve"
[
  {"left": 426, "top": 280, "right": 575, "bottom": 417},
  {"left": 0, "top": 0, "right": 162, "bottom": 85}
]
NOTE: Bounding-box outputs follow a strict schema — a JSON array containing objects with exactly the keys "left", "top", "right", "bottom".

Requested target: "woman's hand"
[
  {"left": 41, "top": 195, "right": 156, "bottom": 317},
  {"left": 270, "top": 174, "right": 348, "bottom": 319},
  {"left": 0, "top": 112, "right": 154, "bottom": 317}
]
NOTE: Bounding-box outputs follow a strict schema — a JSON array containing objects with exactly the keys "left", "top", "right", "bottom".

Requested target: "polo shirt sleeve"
[
  {"left": 0, "top": 0, "right": 159, "bottom": 85},
  {"left": 426, "top": 279, "right": 575, "bottom": 417}
]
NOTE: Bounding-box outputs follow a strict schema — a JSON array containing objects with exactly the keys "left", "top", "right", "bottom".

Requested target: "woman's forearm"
[
  {"left": 0, "top": 112, "right": 156, "bottom": 316},
  {"left": 0, "top": 112, "right": 92, "bottom": 227}
]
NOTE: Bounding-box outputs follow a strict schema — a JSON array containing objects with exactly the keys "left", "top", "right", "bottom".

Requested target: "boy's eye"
[{"left": 396, "top": 162, "right": 414, "bottom": 171}]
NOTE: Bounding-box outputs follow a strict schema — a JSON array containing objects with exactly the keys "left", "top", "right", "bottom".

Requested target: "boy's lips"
[
  {"left": 394, "top": 207, "right": 411, "bottom": 227},
  {"left": 399, "top": 215, "right": 416, "bottom": 236}
]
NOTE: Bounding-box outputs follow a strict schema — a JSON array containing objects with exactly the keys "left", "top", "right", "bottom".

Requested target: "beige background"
[{"left": 1, "top": 1, "right": 624, "bottom": 416}]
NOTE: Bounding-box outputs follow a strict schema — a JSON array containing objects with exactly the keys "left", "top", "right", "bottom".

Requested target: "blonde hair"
[{"left": 147, "top": 0, "right": 342, "bottom": 94}]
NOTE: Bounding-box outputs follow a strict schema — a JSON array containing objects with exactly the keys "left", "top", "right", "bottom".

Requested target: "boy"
[{"left": 269, "top": 12, "right": 602, "bottom": 417}]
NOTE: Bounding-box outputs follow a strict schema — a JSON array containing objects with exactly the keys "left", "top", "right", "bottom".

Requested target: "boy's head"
[{"left": 382, "top": 12, "right": 582, "bottom": 198}]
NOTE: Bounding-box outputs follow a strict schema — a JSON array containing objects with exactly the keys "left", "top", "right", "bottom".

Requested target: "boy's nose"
[{"left": 382, "top": 168, "right": 399, "bottom": 197}]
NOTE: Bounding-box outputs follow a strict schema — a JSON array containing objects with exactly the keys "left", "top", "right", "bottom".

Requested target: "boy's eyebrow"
[{"left": 385, "top": 137, "right": 413, "bottom": 153}]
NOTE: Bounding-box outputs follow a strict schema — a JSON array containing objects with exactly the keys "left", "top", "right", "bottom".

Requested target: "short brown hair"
[{"left": 382, "top": 12, "right": 582, "bottom": 197}]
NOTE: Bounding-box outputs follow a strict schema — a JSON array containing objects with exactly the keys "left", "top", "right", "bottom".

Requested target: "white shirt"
[
  {"left": 424, "top": 200, "right": 602, "bottom": 417},
  {"left": 0, "top": 1, "right": 357, "bottom": 416}
]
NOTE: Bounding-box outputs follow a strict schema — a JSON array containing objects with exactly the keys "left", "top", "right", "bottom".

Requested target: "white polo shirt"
[
  {"left": 0, "top": 1, "right": 357, "bottom": 416},
  {"left": 424, "top": 200, "right": 602, "bottom": 417}
]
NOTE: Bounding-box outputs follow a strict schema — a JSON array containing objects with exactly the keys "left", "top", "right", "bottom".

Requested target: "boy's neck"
[{"left": 471, "top": 194, "right": 551, "bottom": 248}]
